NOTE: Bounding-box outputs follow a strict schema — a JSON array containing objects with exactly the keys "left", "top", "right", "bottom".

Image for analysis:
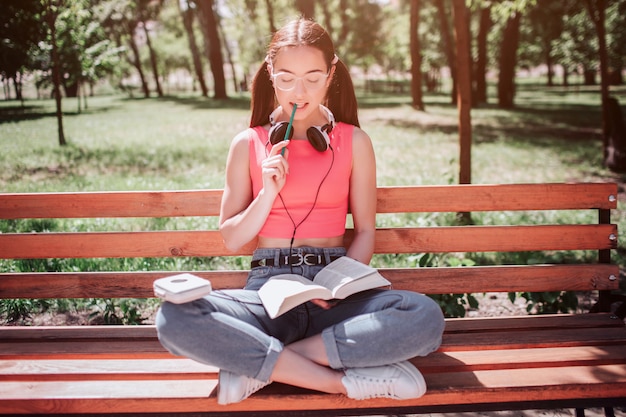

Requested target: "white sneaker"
[
  {"left": 342, "top": 361, "right": 427, "bottom": 400},
  {"left": 217, "top": 370, "right": 271, "bottom": 405}
]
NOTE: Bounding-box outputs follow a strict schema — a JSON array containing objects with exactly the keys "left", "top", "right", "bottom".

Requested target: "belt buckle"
[{"left": 287, "top": 253, "right": 319, "bottom": 266}]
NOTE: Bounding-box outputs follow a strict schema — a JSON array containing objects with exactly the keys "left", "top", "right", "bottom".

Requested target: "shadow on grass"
[
  {"left": 0, "top": 102, "right": 118, "bottom": 124},
  {"left": 150, "top": 94, "right": 252, "bottom": 111}
]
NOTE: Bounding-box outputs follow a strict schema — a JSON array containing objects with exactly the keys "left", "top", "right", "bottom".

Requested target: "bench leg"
[
  {"left": 576, "top": 407, "right": 616, "bottom": 417},
  {"left": 604, "top": 407, "right": 615, "bottom": 417}
]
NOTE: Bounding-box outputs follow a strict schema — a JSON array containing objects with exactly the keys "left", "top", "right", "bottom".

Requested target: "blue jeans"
[{"left": 156, "top": 247, "right": 444, "bottom": 382}]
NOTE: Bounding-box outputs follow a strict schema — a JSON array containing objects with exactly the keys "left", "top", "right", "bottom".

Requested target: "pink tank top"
[{"left": 249, "top": 122, "right": 354, "bottom": 239}]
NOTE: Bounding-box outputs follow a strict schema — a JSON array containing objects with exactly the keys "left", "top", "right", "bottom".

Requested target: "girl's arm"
[
  {"left": 346, "top": 127, "right": 377, "bottom": 264},
  {"left": 219, "top": 130, "right": 290, "bottom": 252}
]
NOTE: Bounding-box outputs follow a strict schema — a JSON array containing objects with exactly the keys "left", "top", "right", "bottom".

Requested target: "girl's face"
[{"left": 270, "top": 46, "right": 334, "bottom": 125}]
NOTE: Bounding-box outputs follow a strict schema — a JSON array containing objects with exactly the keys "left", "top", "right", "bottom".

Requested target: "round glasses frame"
[{"left": 270, "top": 71, "right": 331, "bottom": 91}]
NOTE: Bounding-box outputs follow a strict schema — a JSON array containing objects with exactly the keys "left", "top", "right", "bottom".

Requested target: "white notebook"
[{"left": 153, "top": 273, "right": 212, "bottom": 304}]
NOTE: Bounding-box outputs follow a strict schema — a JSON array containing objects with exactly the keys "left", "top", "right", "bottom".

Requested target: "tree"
[
  {"left": 0, "top": 0, "right": 45, "bottom": 101},
  {"left": 473, "top": 4, "right": 491, "bottom": 104},
  {"left": 295, "top": 0, "right": 315, "bottom": 19},
  {"left": 195, "top": 0, "right": 227, "bottom": 99},
  {"left": 434, "top": 0, "right": 457, "bottom": 103},
  {"left": 138, "top": 0, "right": 163, "bottom": 97},
  {"left": 178, "top": 0, "right": 208, "bottom": 96},
  {"left": 44, "top": 0, "right": 67, "bottom": 146},
  {"left": 584, "top": 0, "right": 611, "bottom": 166},
  {"left": 527, "top": 0, "right": 566, "bottom": 86},
  {"left": 453, "top": 0, "right": 472, "bottom": 188},
  {"left": 410, "top": 0, "right": 424, "bottom": 110},
  {"left": 497, "top": 11, "right": 521, "bottom": 108},
  {"left": 97, "top": 0, "right": 151, "bottom": 97}
]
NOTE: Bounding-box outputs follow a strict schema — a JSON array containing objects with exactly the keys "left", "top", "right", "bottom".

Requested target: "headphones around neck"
[{"left": 268, "top": 105, "right": 335, "bottom": 152}]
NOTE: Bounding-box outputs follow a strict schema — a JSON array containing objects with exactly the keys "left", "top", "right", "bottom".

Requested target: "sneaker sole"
[
  {"left": 216, "top": 371, "right": 232, "bottom": 405},
  {"left": 394, "top": 361, "right": 427, "bottom": 398}
]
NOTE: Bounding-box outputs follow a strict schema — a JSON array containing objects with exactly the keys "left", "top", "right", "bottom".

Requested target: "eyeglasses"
[{"left": 270, "top": 71, "right": 330, "bottom": 91}]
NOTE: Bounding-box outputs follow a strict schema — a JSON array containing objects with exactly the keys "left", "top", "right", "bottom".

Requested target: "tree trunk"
[
  {"left": 320, "top": 0, "right": 333, "bottom": 39},
  {"left": 216, "top": 12, "right": 238, "bottom": 93},
  {"left": 497, "top": 12, "right": 521, "bottom": 109},
  {"left": 336, "top": 0, "right": 350, "bottom": 49},
  {"left": 179, "top": 0, "right": 208, "bottom": 97},
  {"left": 435, "top": 0, "right": 457, "bottom": 104},
  {"left": 142, "top": 20, "right": 163, "bottom": 97},
  {"left": 295, "top": 0, "right": 315, "bottom": 19},
  {"left": 48, "top": 0, "right": 66, "bottom": 146},
  {"left": 585, "top": 0, "right": 610, "bottom": 164},
  {"left": 545, "top": 45, "right": 554, "bottom": 86},
  {"left": 127, "top": 21, "right": 150, "bottom": 98},
  {"left": 473, "top": 5, "right": 491, "bottom": 105},
  {"left": 197, "top": 0, "right": 227, "bottom": 99},
  {"left": 453, "top": 0, "right": 471, "bottom": 186},
  {"left": 410, "top": 0, "right": 424, "bottom": 111},
  {"left": 264, "top": 0, "right": 276, "bottom": 33}
]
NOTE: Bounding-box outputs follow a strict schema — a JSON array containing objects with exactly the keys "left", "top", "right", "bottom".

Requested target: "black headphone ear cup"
[
  {"left": 306, "top": 126, "right": 330, "bottom": 152},
  {"left": 269, "top": 122, "right": 292, "bottom": 145}
]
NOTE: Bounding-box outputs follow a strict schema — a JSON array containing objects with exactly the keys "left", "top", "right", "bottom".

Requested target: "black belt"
[{"left": 251, "top": 254, "right": 342, "bottom": 268}]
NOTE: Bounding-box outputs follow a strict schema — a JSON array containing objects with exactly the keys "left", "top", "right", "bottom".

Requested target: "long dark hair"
[{"left": 249, "top": 18, "right": 360, "bottom": 128}]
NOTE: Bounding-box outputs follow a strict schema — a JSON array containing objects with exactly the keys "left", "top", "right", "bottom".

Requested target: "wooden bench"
[{"left": 1, "top": 182, "right": 625, "bottom": 416}]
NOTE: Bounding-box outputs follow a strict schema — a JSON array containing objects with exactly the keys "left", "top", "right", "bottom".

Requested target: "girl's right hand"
[{"left": 261, "top": 140, "right": 290, "bottom": 195}]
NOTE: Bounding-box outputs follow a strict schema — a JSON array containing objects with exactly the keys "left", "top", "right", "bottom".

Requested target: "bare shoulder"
[
  {"left": 230, "top": 128, "right": 253, "bottom": 150},
  {"left": 350, "top": 126, "right": 374, "bottom": 154}
]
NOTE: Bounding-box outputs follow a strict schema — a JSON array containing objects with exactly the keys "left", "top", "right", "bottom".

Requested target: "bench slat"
[
  {"left": 0, "top": 190, "right": 223, "bottom": 219},
  {"left": 1, "top": 365, "right": 625, "bottom": 414},
  {"left": 1, "top": 183, "right": 616, "bottom": 219},
  {"left": 0, "top": 264, "right": 618, "bottom": 299},
  {"left": 3, "top": 345, "right": 624, "bottom": 381},
  {"left": 376, "top": 183, "right": 618, "bottom": 213},
  {"left": 0, "top": 224, "right": 616, "bottom": 259},
  {"left": 2, "top": 315, "right": 623, "bottom": 359}
]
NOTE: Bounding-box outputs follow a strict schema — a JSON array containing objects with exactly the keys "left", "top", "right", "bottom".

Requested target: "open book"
[{"left": 258, "top": 256, "right": 391, "bottom": 318}]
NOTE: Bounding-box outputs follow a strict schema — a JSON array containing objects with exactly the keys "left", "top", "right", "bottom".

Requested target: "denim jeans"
[{"left": 156, "top": 246, "right": 445, "bottom": 382}]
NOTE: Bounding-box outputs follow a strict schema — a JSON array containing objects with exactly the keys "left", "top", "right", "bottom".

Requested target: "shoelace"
[{"left": 351, "top": 375, "right": 398, "bottom": 399}]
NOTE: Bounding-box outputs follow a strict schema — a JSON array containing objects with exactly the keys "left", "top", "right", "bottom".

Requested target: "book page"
[
  {"left": 313, "top": 256, "right": 376, "bottom": 290},
  {"left": 257, "top": 274, "right": 333, "bottom": 318}
]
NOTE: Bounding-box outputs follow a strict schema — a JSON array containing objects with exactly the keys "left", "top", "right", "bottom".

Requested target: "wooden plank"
[
  {"left": 0, "top": 365, "right": 624, "bottom": 414},
  {"left": 0, "top": 224, "right": 617, "bottom": 259},
  {"left": 412, "top": 345, "right": 626, "bottom": 373},
  {"left": 376, "top": 183, "right": 618, "bottom": 213},
  {"left": 1, "top": 314, "right": 616, "bottom": 343},
  {"left": 372, "top": 224, "right": 618, "bottom": 254},
  {"left": 1, "top": 183, "right": 617, "bottom": 220},
  {"left": 443, "top": 313, "right": 624, "bottom": 333},
  {"left": 0, "top": 230, "right": 256, "bottom": 259},
  {"left": 2, "top": 346, "right": 623, "bottom": 382},
  {"left": 0, "top": 358, "right": 217, "bottom": 381},
  {"left": 0, "top": 264, "right": 619, "bottom": 299},
  {"left": 0, "top": 270, "right": 250, "bottom": 299},
  {"left": 0, "top": 190, "right": 223, "bottom": 219},
  {"left": 442, "top": 327, "right": 626, "bottom": 351},
  {"left": 2, "top": 317, "right": 624, "bottom": 359}
]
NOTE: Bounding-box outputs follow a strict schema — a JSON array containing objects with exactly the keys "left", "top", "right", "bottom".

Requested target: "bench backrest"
[{"left": 0, "top": 183, "right": 618, "bottom": 306}]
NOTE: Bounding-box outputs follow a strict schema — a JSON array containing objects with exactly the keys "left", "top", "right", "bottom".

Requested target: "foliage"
[
  {"left": 89, "top": 298, "right": 156, "bottom": 325},
  {"left": 400, "top": 252, "right": 479, "bottom": 318},
  {"left": 510, "top": 291, "right": 579, "bottom": 314},
  {"left": 0, "top": 299, "right": 50, "bottom": 323}
]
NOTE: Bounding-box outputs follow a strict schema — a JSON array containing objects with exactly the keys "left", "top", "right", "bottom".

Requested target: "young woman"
[{"left": 156, "top": 18, "right": 445, "bottom": 405}]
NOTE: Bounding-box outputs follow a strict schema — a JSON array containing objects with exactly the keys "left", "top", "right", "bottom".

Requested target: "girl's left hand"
[{"left": 310, "top": 299, "right": 339, "bottom": 310}]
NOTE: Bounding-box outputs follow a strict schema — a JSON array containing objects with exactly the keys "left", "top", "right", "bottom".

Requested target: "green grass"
[{"left": 1, "top": 85, "right": 625, "bottom": 321}]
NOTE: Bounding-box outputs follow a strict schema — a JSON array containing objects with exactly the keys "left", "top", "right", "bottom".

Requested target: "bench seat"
[
  {"left": 1, "top": 183, "right": 624, "bottom": 415},
  {"left": 1, "top": 314, "right": 625, "bottom": 415}
]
